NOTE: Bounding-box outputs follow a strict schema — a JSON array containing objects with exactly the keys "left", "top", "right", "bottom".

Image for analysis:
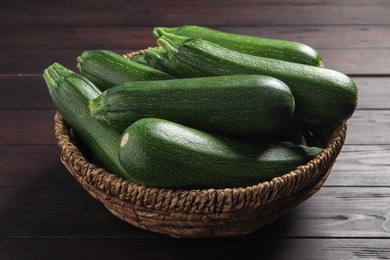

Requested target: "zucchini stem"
[
  {"left": 153, "top": 27, "right": 175, "bottom": 38},
  {"left": 43, "top": 63, "right": 74, "bottom": 93},
  {"left": 76, "top": 51, "right": 93, "bottom": 72},
  {"left": 89, "top": 91, "right": 109, "bottom": 120},
  {"left": 157, "top": 33, "right": 189, "bottom": 55},
  {"left": 299, "top": 145, "right": 323, "bottom": 157}
]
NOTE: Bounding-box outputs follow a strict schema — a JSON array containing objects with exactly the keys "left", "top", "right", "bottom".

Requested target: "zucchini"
[
  {"left": 153, "top": 25, "right": 323, "bottom": 66},
  {"left": 118, "top": 118, "right": 323, "bottom": 189},
  {"left": 89, "top": 75, "right": 295, "bottom": 135},
  {"left": 146, "top": 34, "right": 358, "bottom": 125},
  {"left": 43, "top": 63, "right": 131, "bottom": 180},
  {"left": 76, "top": 50, "right": 174, "bottom": 90}
]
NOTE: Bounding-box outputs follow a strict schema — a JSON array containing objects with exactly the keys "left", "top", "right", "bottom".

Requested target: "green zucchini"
[
  {"left": 43, "top": 63, "right": 132, "bottom": 180},
  {"left": 153, "top": 25, "right": 323, "bottom": 66},
  {"left": 146, "top": 34, "right": 358, "bottom": 125},
  {"left": 118, "top": 118, "right": 323, "bottom": 189},
  {"left": 89, "top": 75, "right": 295, "bottom": 135},
  {"left": 76, "top": 50, "right": 174, "bottom": 90}
]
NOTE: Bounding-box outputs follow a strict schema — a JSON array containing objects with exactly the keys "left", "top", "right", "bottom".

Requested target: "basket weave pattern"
[{"left": 54, "top": 112, "right": 346, "bottom": 238}]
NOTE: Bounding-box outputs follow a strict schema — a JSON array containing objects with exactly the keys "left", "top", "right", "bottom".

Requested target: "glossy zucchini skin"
[
  {"left": 153, "top": 25, "right": 323, "bottom": 66},
  {"left": 76, "top": 50, "right": 174, "bottom": 90},
  {"left": 89, "top": 75, "right": 295, "bottom": 135},
  {"left": 145, "top": 34, "right": 358, "bottom": 125},
  {"left": 43, "top": 63, "right": 131, "bottom": 180},
  {"left": 118, "top": 118, "right": 323, "bottom": 189}
]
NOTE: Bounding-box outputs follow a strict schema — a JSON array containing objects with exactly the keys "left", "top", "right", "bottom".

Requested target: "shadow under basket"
[{"left": 54, "top": 112, "right": 347, "bottom": 238}]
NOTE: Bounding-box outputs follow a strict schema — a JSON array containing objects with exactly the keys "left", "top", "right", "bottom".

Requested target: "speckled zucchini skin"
[
  {"left": 146, "top": 34, "right": 358, "bottom": 125},
  {"left": 76, "top": 50, "right": 174, "bottom": 90},
  {"left": 153, "top": 25, "right": 323, "bottom": 66},
  {"left": 118, "top": 118, "right": 322, "bottom": 189},
  {"left": 89, "top": 74, "right": 295, "bottom": 135},
  {"left": 43, "top": 63, "right": 131, "bottom": 180}
]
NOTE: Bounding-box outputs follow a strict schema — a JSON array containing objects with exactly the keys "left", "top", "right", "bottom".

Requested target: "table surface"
[{"left": 1, "top": 0, "right": 390, "bottom": 259}]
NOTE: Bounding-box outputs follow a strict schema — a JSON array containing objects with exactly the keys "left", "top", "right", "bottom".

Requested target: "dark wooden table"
[{"left": 1, "top": 0, "right": 390, "bottom": 259}]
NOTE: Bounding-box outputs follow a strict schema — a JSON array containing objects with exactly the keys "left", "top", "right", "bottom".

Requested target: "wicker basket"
[
  {"left": 54, "top": 111, "right": 346, "bottom": 238},
  {"left": 54, "top": 49, "right": 347, "bottom": 237}
]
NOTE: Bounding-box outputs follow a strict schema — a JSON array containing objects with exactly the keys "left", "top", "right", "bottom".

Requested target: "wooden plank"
[
  {"left": 0, "top": 186, "right": 389, "bottom": 238},
  {"left": 3, "top": 0, "right": 390, "bottom": 9},
  {"left": 0, "top": 186, "right": 162, "bottom": 238},
  {"left": 1, "top": 0, "right": 388, "bottom": 258},
  {"left": 0, "top": 77, "right": 387, "bottom": 110},
  {"left": 3, "top": 26, "right": 390, "bottom": 50},
  {"left": 319, "top": 49, "right": 390, "bottom": 75},
  {"left": 0, "top": 145, "right": 77, "bottom": 187},
  {"left": 0, "top": 110, "right": 57, "bottom": 145},
  {"left": 0, "top": 77, "right": 53, "bottom": 109},
  {"left": 2, "top": 26, "right": 155, "bottom": 50},
  {"left": 0, "top": 49, "right": 129, "bottom": 75},
  {"left": 108, "top": 0, "right": 390, "bottom": 5},
  {"left": 326, "top": 145, "right": 390, "bottom": 187},
  {"left": 1, "top": 2, "right": 390, "bottom": 26},
  {"left": 0, "top": 238, "right": 389, "bottom": 260},
  {"left": 346, "top": 110, "right": 390, "bottom": 145},
  {"left": 283, "top": 187, "right": 390, "bottom": 238},
  {"left": 2, "top": 48, "right": 390, "bottom": 76},
  {"left": 353, "top": 77, "right": 390, "bottom": 110}
]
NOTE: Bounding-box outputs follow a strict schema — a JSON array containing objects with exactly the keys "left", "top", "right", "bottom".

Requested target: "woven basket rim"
[{"left": 54, "top": 111, "right": 346, "bottom": 214}]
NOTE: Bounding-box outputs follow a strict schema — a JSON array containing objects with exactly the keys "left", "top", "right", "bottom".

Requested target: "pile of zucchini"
[{"left": 44, "top": 25, "right": 358, "bottom": 189}]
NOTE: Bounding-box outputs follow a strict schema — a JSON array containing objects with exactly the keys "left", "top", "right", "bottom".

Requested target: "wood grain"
[
  {"left": 1, "top": 0, "right": 389, "bottom": 256},
  {"left": 320, "top": 49, "right": 390, "bottom": 75},
  {"left": 0, "top": 49, "right": 129, "bottom": 75},
  {"left": 283, "top": 187, "right": 390, "bottom": 237},
  {"left": 2, "top": 26, "right": 390, "bottom": 50},
  {"left": 353, "top": 77, "right": 390, "bottom": 109},
  {"left": 346, "top": 110, "right": 390, "bottom": 145},
  {"left": 0, "top": 238, "right": 390, "bottom": 260},
  {"left": 0, "top": 77, "right": 52, "bottom": 109},
  {"left": 0, "top": 110, "right": 57, "bottom": 145},
  {"left": 326, "top": 145, "right": 390, "bottom": 187},
  {"left": 0, "top": 186, "right": 389, "bottom": 238},
  {"left": 2, "top": 2, "right": 390, "bottom": 26},
  {"left": 0, "top": 145, "right": 76, "bottom": 187}
]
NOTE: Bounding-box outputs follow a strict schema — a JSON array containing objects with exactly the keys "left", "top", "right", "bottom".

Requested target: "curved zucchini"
[
  {"left": 89, "top": 75, "right": 295, "bottom": 135},
  {"left": 43, "top": 63, "right": 131, "bottom": 180},
  {"left": 118, "top": 118, "right": 323, "bottom": 189},
  {"left": 146, "top": 34, "right": 358, "bottom": 125},
  {"left": 76, "top": 50, "right": 174, "bottom": 90},
  {"left": 153, "top": 25, "right": 323, "bottom": 66}
]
